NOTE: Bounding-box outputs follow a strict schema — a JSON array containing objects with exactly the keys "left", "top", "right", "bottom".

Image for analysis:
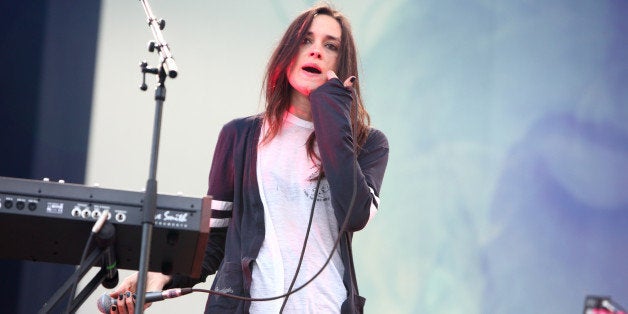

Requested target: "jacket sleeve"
[
  {"left": 309, "top": 78, "right": 390, "bottom": 232},
  {"left": 167, "top": 121, "right": 237, "bottom": 288}
]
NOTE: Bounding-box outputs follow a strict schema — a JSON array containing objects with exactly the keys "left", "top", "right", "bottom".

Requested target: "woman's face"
[{"left": 287, "top": 14, "right": 342, "bottom": 97}]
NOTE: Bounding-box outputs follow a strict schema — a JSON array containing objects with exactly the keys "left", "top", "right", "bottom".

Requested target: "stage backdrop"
[{"left": 77, "top": 0, "right": 627, "bottom": 313}]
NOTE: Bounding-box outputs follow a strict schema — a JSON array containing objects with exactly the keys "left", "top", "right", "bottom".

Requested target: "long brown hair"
[{"left": 262, "top": 4, "right": 370, "bottom": 164}]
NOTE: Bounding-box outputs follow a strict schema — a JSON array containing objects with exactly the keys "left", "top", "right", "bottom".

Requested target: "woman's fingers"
[{"left": 326, "top": 70, "right": 356, "bottom": 88}]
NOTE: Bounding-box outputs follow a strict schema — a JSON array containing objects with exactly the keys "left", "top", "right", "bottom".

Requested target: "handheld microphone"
[{"left": 97, "top": 288, "right": 193, "bottom": 312}]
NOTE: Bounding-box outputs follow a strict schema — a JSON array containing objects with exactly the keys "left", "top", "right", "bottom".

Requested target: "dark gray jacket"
[{"left": 168, "top": 79, "right": 389, "bottom": 313}]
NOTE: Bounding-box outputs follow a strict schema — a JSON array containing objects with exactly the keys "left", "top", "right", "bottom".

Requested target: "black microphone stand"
[{"left": 136, "top": 0, "right": 178, "bottom": 312}]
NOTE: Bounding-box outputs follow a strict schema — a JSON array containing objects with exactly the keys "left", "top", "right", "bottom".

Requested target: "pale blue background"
[{"left": 358, "top": 1, "right": 628, "bottom": 313}]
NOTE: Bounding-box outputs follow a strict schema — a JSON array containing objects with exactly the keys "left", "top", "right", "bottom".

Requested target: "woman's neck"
[{"left": 288, "top": 90, "right": 312, "bottom": 121}]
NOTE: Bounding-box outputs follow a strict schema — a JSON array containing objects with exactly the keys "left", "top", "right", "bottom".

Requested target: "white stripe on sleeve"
[{"left": 210, "top": 200, "right": 233, "bottom": 228}]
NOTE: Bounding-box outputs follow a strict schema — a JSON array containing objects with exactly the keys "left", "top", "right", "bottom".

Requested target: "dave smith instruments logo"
[{"left": 155, "top": 210, "right": 189, "bottom": 228}]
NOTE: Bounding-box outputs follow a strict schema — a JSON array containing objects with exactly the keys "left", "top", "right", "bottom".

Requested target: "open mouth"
[{"left": 302, "top": 65, "right": 322, "bottom": 74}]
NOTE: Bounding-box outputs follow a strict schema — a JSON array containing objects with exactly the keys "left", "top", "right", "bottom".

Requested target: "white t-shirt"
[{"left": 250, "top": 112, "right": 346, "bottom": 313}]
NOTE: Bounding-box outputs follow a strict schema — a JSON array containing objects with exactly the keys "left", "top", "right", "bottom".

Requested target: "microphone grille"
[{"left": 96, "top": 293, "right": 113, "bottom": 313}]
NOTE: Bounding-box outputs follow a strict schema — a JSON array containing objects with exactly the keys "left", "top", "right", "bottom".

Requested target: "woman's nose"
[{"left": 309, "top": 50, "right": 322, "bottom": 59}]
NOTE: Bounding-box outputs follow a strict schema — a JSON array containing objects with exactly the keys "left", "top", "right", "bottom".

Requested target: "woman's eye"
[
  {"left": 302, "top": 38, "right": 312, "bottom": 45},
  {"left": 325, "top": 43, "right": 339, "bottom": 51}
]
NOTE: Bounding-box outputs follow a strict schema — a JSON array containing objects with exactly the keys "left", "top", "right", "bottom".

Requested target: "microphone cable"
[
  {"left": 65, "top": 210, "right": 111, "bottom": 313},
  {"left": 190, "top": 80, "right": 362, "bottom": 308},
  {"left": 279, "top": 79, "right": 361, "bottom": 312},
  {"left": 279, "top": 176, "right": 322, "bottom": 312}
]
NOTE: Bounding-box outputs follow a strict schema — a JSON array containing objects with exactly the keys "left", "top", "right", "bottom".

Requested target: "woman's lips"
[{"left": 301, "top": 63, "right": 322, "bottom": 74}]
